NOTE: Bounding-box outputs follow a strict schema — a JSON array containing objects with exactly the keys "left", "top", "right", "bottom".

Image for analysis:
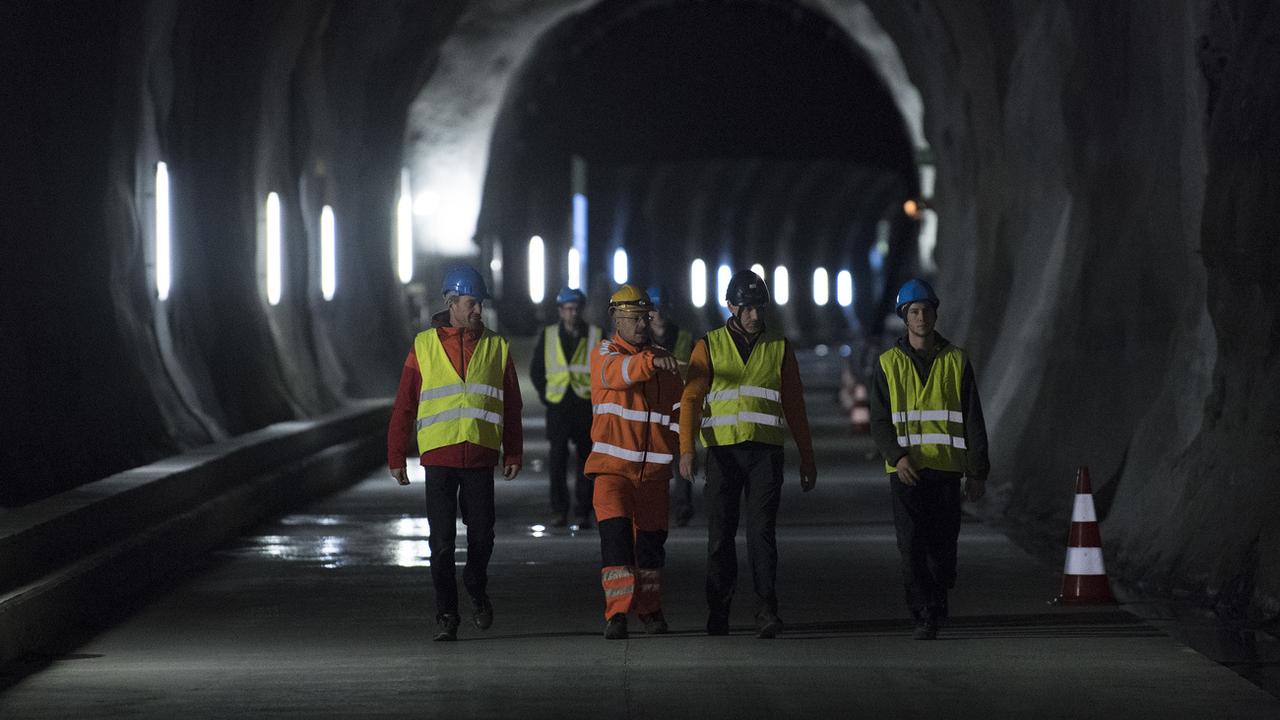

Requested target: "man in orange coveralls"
[{"left": 585, "top": 284, "right": 684, "bottom": 640}]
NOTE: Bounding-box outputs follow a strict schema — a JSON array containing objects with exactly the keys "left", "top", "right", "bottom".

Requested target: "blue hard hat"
[
  {"left": 895, "top": 278, "right": 939, "bottom": 316},
  {"left": 441, "top": 265, "right": 490, "bottom": 300},
  {"left": 556, "top": 287, "right": 586, "bottom": 306},
  {"left": 645, "top": 286, "right": 664, "bottom": 309}
]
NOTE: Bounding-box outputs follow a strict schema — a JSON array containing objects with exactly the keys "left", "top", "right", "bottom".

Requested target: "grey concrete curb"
[{"left": 0, "top": 399, "right": 391, "bottom": 666}]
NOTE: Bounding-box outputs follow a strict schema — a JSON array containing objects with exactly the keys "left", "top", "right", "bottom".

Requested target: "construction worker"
[
  {"left": 586, "top": 285, "right": 683, "bottom": 640},
  {"left": 869, "top": 278, "right": 989, "bottom": 640},
  {"left": 387, "top": 265, "right": 523, "bottom": 642},
  {"left": 530, "top": 287, "right": 602, "bottom": 528},
  {"left": 679, "top": 270, "right": 816, "bottom": 639},
  {"left": 647, "top": 285, "right": 697, "bottom": 527}
]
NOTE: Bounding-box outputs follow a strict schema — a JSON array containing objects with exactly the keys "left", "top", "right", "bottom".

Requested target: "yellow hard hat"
[{"left": 608, "top": 284, "right": 654, "bottom": 313}]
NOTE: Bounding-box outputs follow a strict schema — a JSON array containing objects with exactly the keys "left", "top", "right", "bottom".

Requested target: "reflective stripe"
[
  {"left": 416, "top": 407, "right": 502, "bottom": 430},
  {"left": 707, "top": 385, "right": 781, "bottom": 403},
  {"left": 591, "top": 442, "right": 674, "bottom": 465},
  {"left": 701, "top": 413, "right": 781, "bottom": 428},
  {"left": 1072, "top": 494, "right": 1098, "bottom": 523},
  {"left": 602, "top": 567, "right": 631, "bottom": 582},
  {"left": 605, "top": 586, "right": 634, "bottom": 598},
  {"left": 897, "top": 434, "right": 967, "bottom": 448},
  {"left": 1063, "top": 547, "right": 1106, "bottom": 575},
  {"left": 593, "top": 403, "right": 671, "bottom": 427},
  {"left": 740, "top": 385, "right": 781, "bottom": 402},
  {"left": 419, "top": 382, "right": 503, "bottom": 402},
  {"left": 569, "top": 364, "right": 591, "bottom": 373},
  {"left": 739, "top": 411, "right": 783, "bottom": 427},
  {"left": 669, "top": 423, "right": 680, "bottom": 434},
  {"left": 891, "top": 409, "right": 963, "bottom": 423},
  {"left": 621, "top": 356, "right": 634, "bottom": 385},
  {"left": 672, "top": 402, "right": 681, "bottom": 411}
]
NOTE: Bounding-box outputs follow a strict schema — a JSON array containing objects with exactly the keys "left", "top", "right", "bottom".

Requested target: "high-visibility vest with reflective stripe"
[
  {"left": 414, "top": 328, "right": 508, "bottom": 454},
  {"left": 879, "top": 344, "right": 967, "bottom": 473},
  {"left": 543, "top": 324, "right": 601, "bottom": 403},
  {"left": 700, "top": 326, "right": 786, "bottom": 447}
]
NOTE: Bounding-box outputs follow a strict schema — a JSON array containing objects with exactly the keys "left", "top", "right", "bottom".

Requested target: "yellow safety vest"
[
  {"left": 700, "top": 327, "right": 786, "bottom": 447},
  {"left": 543, "top": 324, "right": 601, "bottom": 403},
  {"left": 879, "top": 344, "right": 967, "bottom": 473},
  {"left": 414, "top": 328, "right": 508, "bottom": 453}
]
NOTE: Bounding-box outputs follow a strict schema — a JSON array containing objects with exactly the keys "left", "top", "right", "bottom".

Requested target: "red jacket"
[{"left": 387, "top": 312, "right": 523, "bottom": 469}]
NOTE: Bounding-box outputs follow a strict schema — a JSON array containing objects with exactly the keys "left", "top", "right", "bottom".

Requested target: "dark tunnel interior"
[
  {"left": 478, "top": 0, "right": 918, "bottom": 336},
  {"left": 5, "top": 0, "right": 1280, "bottom": 638}
]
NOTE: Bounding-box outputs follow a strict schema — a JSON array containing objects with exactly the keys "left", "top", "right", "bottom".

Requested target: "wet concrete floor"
[{"left": 2, "top": 373, "right": 1277, "bottom": 719}]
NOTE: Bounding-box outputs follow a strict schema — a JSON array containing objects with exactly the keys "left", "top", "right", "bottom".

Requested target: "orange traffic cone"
[
  {"left": 1055, "top": 466, "right": 1115, "bottom": 604},
  {"left": 850, "top": 383, "right": 870, "bottom": 434}
]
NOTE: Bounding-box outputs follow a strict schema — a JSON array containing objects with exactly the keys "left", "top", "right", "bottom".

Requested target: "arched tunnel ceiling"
[
  {"left": 471, "top": 0, "right": 919, "bottom": 336},
  {"left": 404, "top": 0, "right": 924, "bottom": 260}
]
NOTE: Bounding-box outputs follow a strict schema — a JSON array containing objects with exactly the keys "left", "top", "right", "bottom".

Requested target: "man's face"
[
  {"left": 558, "top": 302, "right": 581, "bottom": 328},
  {"left": 729, "top": 303, "right": 764, "bottom": 334},
  {"left": 612, "top": 310, "right": 651, "bottom": 346},
  {"left": 449, "top": 296, "right": 484, "bottom": 330},
  {"left": 903, "top": 301, "right": 937, "bottom": 338}
]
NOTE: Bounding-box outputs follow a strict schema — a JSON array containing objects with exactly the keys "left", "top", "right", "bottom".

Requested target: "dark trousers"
[
  {"left": 547, "top": 400, "right": 593, "bottom": 517},
  {"left": 890, "top": 469, "right": 963, "bottom": 621},
  {"left": 670, "top": 469, "right": 694, "bottom": 522},
  {"left": 704, "top": 442, "right": 784, "bottom": 618},
  {"left": 424, "top": 466, "right": 495, "bottom": 617}
]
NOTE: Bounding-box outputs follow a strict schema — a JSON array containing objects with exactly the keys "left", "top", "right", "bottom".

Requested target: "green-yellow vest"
[
  {"left": 415, "top": 328, "right": 508, "bottom": 453},
  {"left": 879, "top": 344, "right": 967, "bottom": 473},
  {"left": 672, "top": 329, "right": 693, "bottom": 365},
  {"left": 543, "top": 324, "right": 601, "bottom": 403},
  {"left": 700, "top": 326, "right": 786, "bottom": 447}
]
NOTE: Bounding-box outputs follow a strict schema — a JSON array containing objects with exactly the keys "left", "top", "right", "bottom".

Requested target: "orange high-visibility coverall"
[{"left": 585, "top": 333, "right": 683, "bottom": 619}]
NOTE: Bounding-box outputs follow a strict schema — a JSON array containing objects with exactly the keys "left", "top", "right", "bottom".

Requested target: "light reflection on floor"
[{"left": 221, "top": 514, "right": 477, "bottom": 569}]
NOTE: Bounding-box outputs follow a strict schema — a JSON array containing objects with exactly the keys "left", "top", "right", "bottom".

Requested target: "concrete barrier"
[{"left": 0, "top": 399, "right": 391, "bottom": 666}]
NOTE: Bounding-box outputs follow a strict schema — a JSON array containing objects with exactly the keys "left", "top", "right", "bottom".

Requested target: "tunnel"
[{"left": 4, "top": 0, "right": 1280, "bottom": 715}]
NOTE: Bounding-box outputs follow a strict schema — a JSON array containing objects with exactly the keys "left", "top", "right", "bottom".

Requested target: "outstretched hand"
[{"left": 652, "top": 355, "right": 679, "bottom": 374}]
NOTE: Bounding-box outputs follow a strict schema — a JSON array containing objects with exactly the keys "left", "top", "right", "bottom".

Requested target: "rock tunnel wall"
[
  {"left": 5, "top": 0, "right": 1279, "bottom": 621},
  {"left": 865, "top": 0, "right": 1280, "bottom": 618}
]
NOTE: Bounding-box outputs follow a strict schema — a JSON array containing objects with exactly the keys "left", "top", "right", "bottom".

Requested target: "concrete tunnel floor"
[{"left": 2, "top": 356, "right": 1278, "bottom": 719}]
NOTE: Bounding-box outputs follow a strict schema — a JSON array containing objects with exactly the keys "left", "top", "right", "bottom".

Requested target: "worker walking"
[
  {"left": 530, "top": 287, "right": 602, "bottom": 528},
  {"left": 387, "top": 265, "right": 523, "bottom": 642},
  {"left": 585, "top": 285, "right": 683, "bottom": 640},
  {"left": 679, "top": 270, "right": 816, "bottom": 639},
  {"left": 647, "top": 286, "right": 697, "bottom": 526},
  {"left": 869, "top": 278, "right": 989, "bottom": 640}
]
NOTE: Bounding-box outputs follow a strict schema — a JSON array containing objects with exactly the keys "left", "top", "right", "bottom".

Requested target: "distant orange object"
[
  {"left": 849, "top": 382, "right": 870, "bottom": 434},
  {"left": 1055, "top": 466, "right": 1116, "bottom": 604}
]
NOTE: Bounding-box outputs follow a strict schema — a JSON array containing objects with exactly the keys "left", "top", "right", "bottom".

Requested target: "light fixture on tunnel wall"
[
  {"left": 320, "top": 205, "right": 336, "bottom": 301},
  {"left": 154, "top": 161, "right": 171, "bottom": 301},
  {"left": 265, "top": 191, "right": 283, "bottom": 306},
  {"left": 567, "top": 247, "right": 581, "bottom": 290},
  {"left": 397, "top": 170, "right": 414, "bottom": 284},
  {"left": 412, "top": 190, "right": 439, "bottom": 216},
  {"left": 813, "top": 267, "right": 829, "bottom": 306},
  {"left": 837, "top": 270, "right": 853, "bottom": 308},
  {"left": 528, "top": 235, "right": 545, "bottom": 303},
  {"left": 918, "top": 207, "right": 939, "bottom": 273},
  {"left": 773, "top": 266, "right": 789, "bottom": 305},
  {"left": 613, "top": 248, "right": 628, "bottom": 285},
  {"left": 750, "top": 263, "right": 765, "bottom": 281},
  {"left": 691, "top": 259, "right": 707, "bottom": 308},
  {"left": 717, "top": 264, "right": 732, "bottom": 307}
]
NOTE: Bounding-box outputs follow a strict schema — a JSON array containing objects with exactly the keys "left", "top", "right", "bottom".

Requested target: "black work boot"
[
  {"left": 471, "top": 597, "right": 493, "bottom": 630},
  {"left": 434, "top": 613, "right": 461, "bottom": 641},
  {"left": 755, "top": 612, "right": 783, "bottom": 639},
  {"left": 913, "top": 608, "right": 938, "bottom": 640},
  {"left": 639, "top": 611, "right": 669, "bottom": 634},
  {"left": 605, "top": 613, "right": 629, "bottom": 640}
]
